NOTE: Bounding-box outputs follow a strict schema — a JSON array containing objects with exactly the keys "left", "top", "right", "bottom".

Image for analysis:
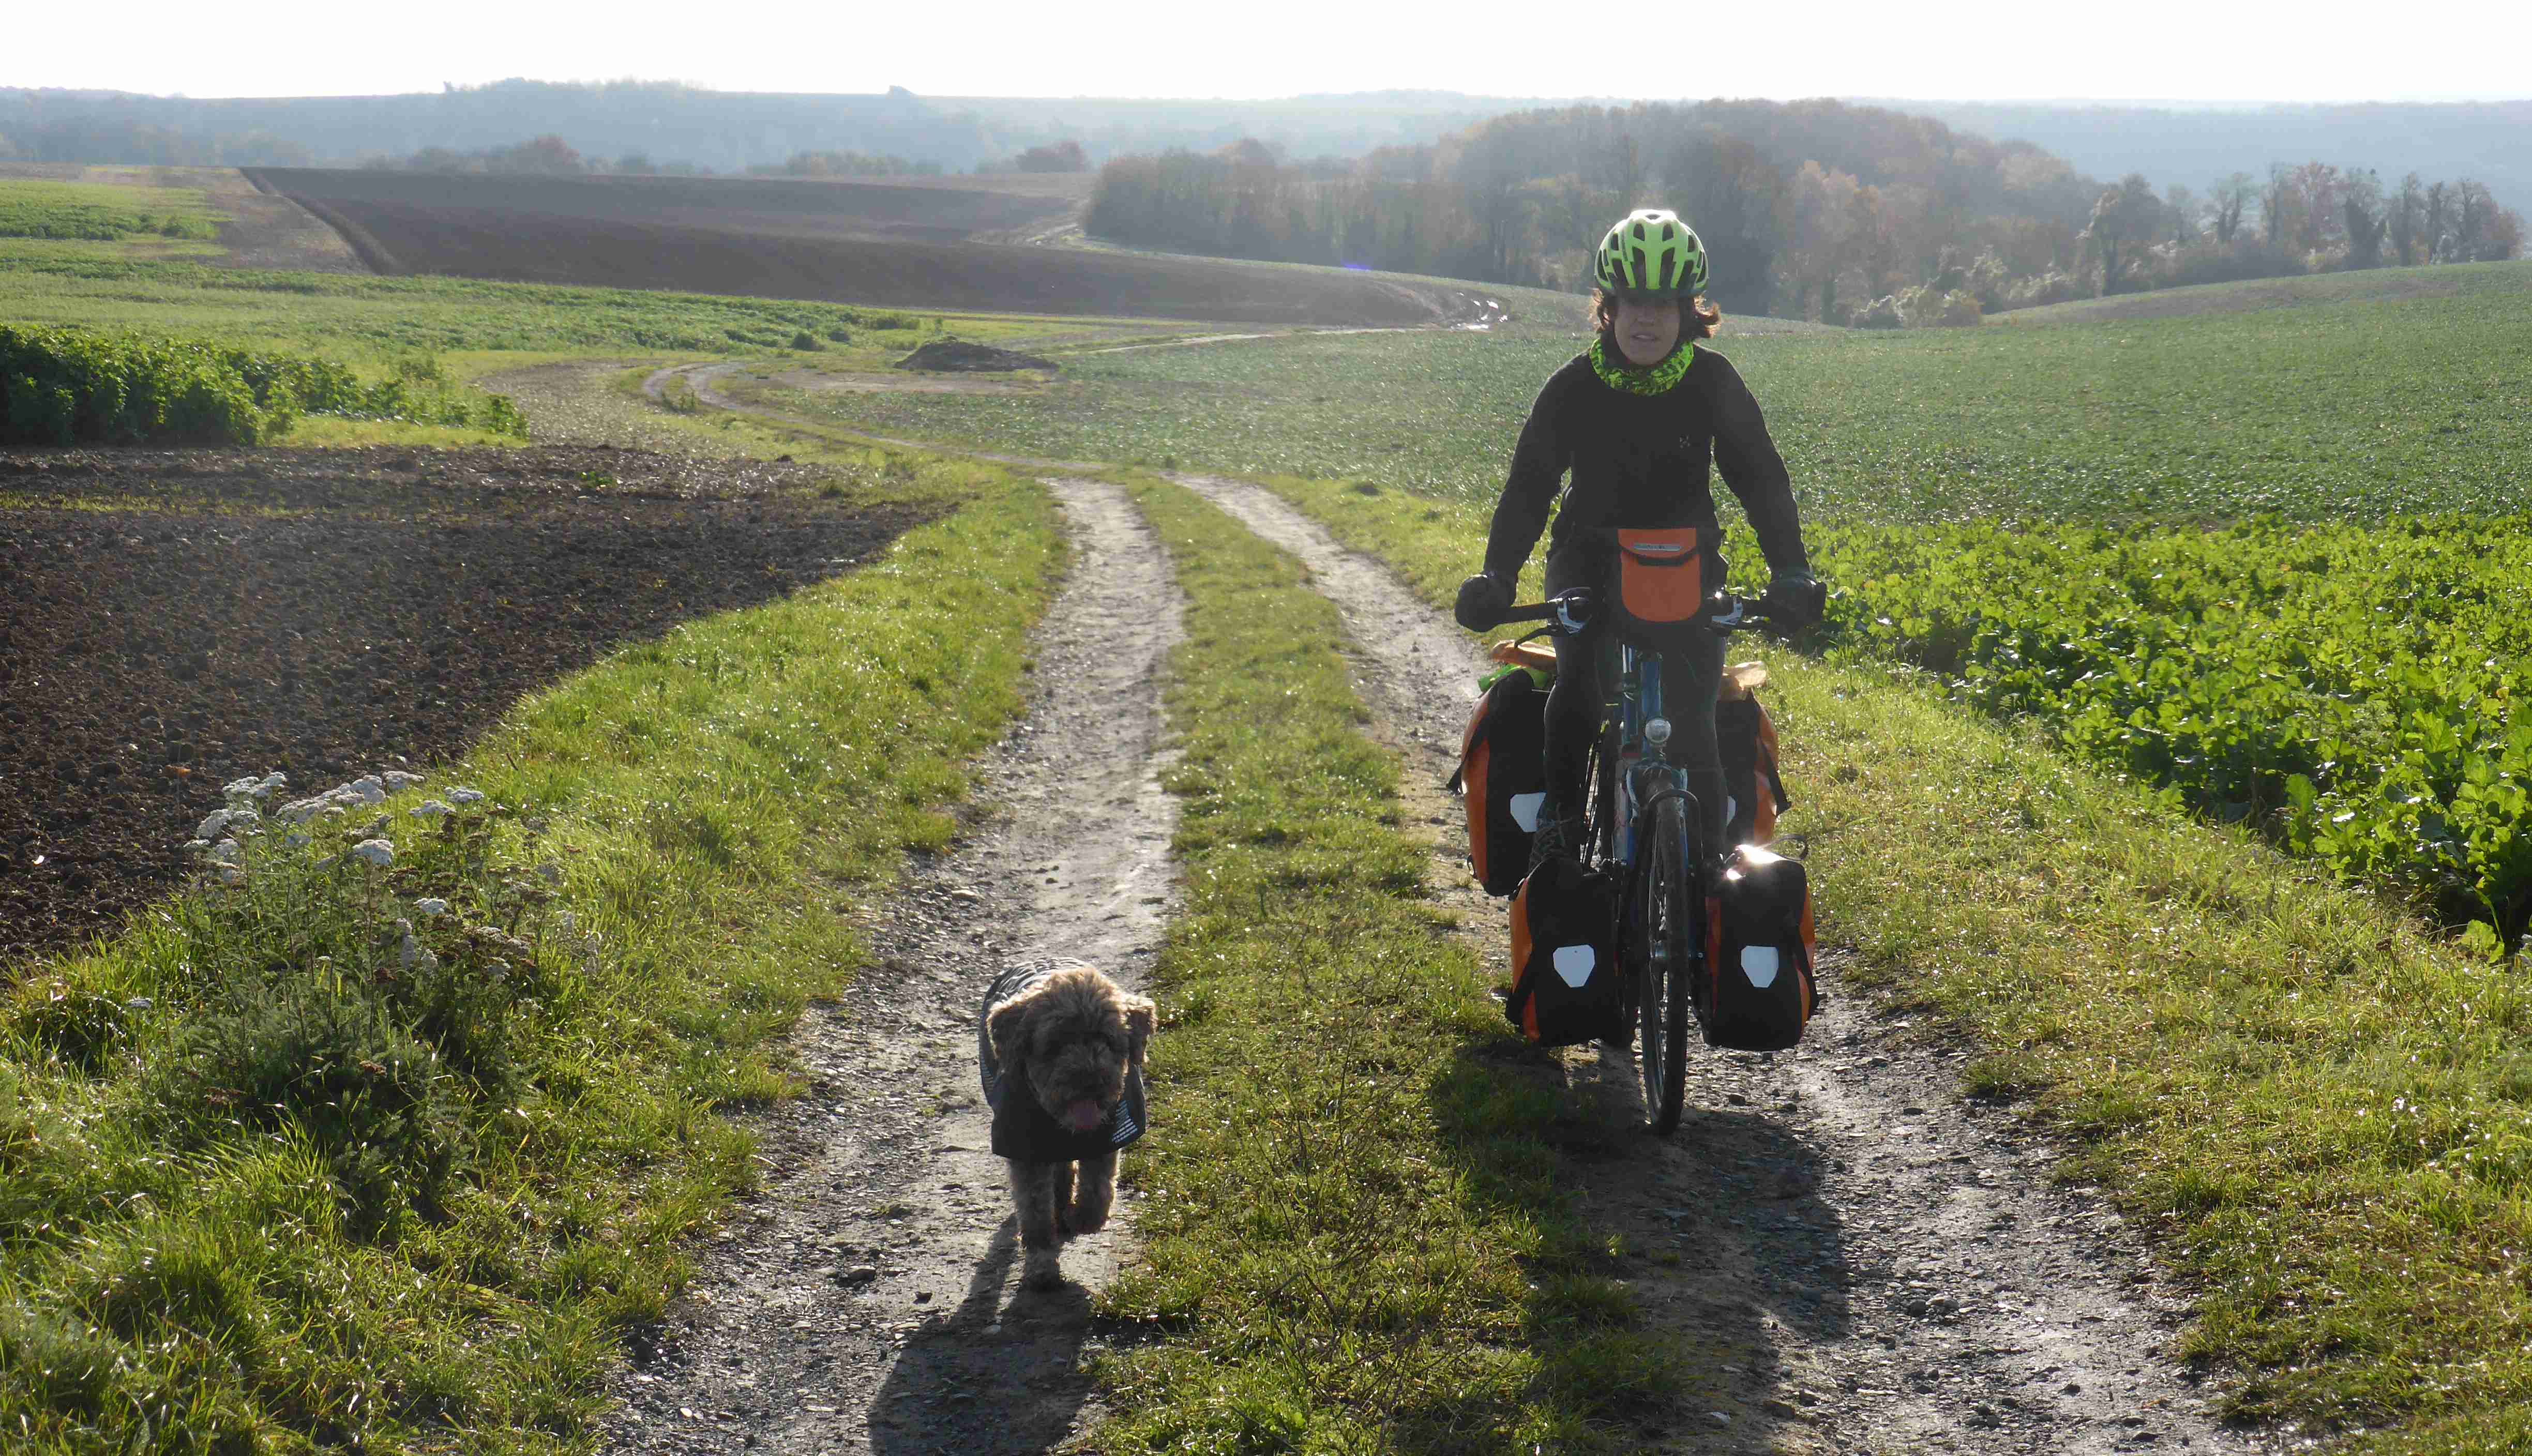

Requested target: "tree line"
[
  {"left": 1084, "top": 99, "right": 2525, "bottom": 324},
  {"left": 0, "top": 117, "right": 314, "bottom": 168}
]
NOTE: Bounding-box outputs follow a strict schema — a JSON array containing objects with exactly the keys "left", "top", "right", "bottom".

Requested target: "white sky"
[{"left": 6, "top": 0, "right": 2527, "bottom": 103}]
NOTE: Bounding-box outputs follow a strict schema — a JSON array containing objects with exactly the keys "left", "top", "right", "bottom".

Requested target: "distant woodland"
[
  {"left": 1086, "top": 100, "right": 2526, "bottom": 323},
  {"left": 0, "top": 82, "right": 1511, "bottom": 176}
]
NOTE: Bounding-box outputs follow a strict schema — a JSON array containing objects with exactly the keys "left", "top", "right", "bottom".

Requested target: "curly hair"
[{"left": 1587, "top": 287, "right": 1723, "bottom": 343}]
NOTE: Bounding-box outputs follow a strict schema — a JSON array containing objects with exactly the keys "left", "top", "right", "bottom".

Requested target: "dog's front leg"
[
  {"left": 1067, "top": 1149, "right": 1117, "bottom": 1236},
  {"left": 1010, "top": 1159, "right": 1067, "bottom": 1288}
]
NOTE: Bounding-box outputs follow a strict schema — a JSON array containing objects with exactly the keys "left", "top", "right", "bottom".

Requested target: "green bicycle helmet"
[{"left": 1595, "top": 208, "right": 1709, "bottom": 295}]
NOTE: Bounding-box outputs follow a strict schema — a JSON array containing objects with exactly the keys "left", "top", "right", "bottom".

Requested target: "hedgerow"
[
  {"left": 0, "top": 325, "right": 528, "bottom": 446},
  {"left": 1813, "top": 514, "right": 2532, "bottom": 956}
]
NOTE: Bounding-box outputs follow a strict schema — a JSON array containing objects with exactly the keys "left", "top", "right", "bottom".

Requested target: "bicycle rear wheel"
[{"left": 1633, "top": 793, "right": 1695, "bottom": 1133}]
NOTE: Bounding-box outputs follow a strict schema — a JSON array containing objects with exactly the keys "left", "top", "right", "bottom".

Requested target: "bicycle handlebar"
[{"left": 1486, "top": 588, "right": 1783, "bottom": 636}]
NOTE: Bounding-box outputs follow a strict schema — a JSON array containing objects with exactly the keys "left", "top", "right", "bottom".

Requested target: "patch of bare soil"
[
  {"left": 602, "top": 477, "right": 1185, "bottom": 1455},
  {"left": 0, "top": 444, "right": 922, "bottom": 968},
  {"left": 777, "top": 369, "right": 1035, "bottom": 398},
  {"left": 1163, "top": 473, "right": 2280, "bottom": 1456},
  {"left": 252, "top": 169, "right": 1494, "bottom": 326},
  {"left": 247, "top": 168, "right": 1080, "bottom": 247}
]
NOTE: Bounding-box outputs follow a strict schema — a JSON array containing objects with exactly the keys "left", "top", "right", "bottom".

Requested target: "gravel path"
[
  {"left": 631, "top": 358, "right": 2285, "bottom": 1453},
  {"left": 599, "top": 475, "right": 1184, "bottom": 1456}
]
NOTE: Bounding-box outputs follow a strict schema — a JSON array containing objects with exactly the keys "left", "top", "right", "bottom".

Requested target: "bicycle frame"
[{"left": 1601, "top": 645, "right": 1706, "bottom": 975}]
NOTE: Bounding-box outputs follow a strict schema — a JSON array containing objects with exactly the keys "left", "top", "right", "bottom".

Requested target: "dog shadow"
[{"left": 866, "top": 1215, "right": 1102, "bottom": 1454}]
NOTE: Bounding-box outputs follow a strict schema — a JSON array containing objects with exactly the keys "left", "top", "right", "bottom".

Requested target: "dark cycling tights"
[{"left": 1541, "top": 551, "right": 1728, "bottom": 845}]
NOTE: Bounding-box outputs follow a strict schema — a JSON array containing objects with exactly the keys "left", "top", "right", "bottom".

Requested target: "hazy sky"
[{"left": 8, "top": 0, "right": 2528, "bottom": 103}]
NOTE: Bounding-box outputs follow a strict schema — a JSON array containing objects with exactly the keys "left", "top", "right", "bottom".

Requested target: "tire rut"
[
  {"left": 601, "top": 475, "right": 1185, "bottom": 1456},
  {"left": 1162, "top": 472, "right": 2277, "bottom": 1456}
]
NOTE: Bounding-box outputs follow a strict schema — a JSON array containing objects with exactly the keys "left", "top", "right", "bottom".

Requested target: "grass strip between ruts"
[
  {"left": 1244, "top": 472, "right": 2532, "bottom": 1456},
  {"left": 1092, "top": 476, "right": 1711, "bottom": 1453},
  {"left": 0, "top": 445, "right": 1061, "bottom": 1452}
]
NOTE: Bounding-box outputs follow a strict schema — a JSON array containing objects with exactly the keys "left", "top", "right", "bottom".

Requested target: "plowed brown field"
[
  {"left": 247, "top": 168, "right": 1493, "bottom": 326},
  {"left": 0, "top": 444, "right": 928, "bottom": 966}
]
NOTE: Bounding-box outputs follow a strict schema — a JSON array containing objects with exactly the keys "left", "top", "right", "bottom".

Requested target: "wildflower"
[
  {"left": 414, "top": 898, "right": 450, "bottom": 917},
  {"left": 448, "top": 787, "right": 487, "bottom": 805},
  {"left": 350, "top": 839, "right": 395, "bottom": 868},
  {"left": 410, "top": 800, "right": 454, "bottom": 820}
]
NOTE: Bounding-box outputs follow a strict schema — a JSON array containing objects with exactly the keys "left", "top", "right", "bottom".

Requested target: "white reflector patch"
[
  {"left": 1741, "top": 945, "right": 1781, "bottom": 988},
  {"left": 1510, "top": 792, "right": 1545, "bottom": 833},
  {"left": 1553, "top": 944, "right": 1596, "bottom": 988}
]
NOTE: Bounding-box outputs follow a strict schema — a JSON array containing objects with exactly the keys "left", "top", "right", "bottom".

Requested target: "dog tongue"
[{"left": 1061, "top": 1100, "right": 1105, "bottom": 1132}]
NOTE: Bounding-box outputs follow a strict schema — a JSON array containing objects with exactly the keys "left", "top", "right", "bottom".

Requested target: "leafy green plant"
[
  {"left": 0, "top": 325, "right": 528, "bottom": 445},
  {"left": 1810, "top": 514, "right": 2532, "bottom": 955}
]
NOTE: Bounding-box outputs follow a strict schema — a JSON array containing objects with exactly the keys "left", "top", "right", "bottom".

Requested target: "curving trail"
[
  {"left": 629, "top": 359, "right": 2280, "bottom": 1454},
  {"left": 602, "top": 476, "right": 1185, "bottom": 1456}
]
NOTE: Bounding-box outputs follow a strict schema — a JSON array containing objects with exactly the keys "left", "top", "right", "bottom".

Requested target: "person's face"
[{"left": 1612, "top": 293, "right": 1682, "bottom": 366}]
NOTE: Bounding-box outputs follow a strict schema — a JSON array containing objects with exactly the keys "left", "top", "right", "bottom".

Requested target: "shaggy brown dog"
[{"left": 979, "top": 960, "right": 1156, "bottom": 1290}]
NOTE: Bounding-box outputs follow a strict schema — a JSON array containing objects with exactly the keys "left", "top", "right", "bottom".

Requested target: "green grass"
[
  {"left": 0, "top": 431, "right": 1062, "bottom": 1450},
  {"left": 1096, "top": 475, "right": 1707, "bottom": 1452},
  {"left": 0, "top": 177, "right": 223, "bottom": 243},
  {"left": 1217, "top": 475, "right": 2532, "bottom": 1455}
]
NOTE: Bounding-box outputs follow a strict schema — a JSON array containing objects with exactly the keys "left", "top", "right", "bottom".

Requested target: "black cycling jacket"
[{"left": 1481, "top": 344, "right": 1809, "bottom": 587}]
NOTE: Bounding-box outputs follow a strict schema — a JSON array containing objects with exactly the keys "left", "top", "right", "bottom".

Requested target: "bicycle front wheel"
[{"left": 1633, "top": 793, "right": 1695, "bottom": 1134}]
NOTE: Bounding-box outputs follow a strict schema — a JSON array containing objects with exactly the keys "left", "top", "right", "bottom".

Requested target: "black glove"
[
  {"left": 1761, "top": 571, "right": 1827, "bottom": 630},
  {"left": 1454, "top": 571, "right": 1512, "bottom": 631}
]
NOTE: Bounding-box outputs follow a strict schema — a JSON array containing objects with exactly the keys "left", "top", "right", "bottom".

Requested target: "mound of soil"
[
  {"left": 0, "top": 444, "right": 931, "bottom": 968},
  {"left": 244, "top": 168, "right": 1494, "bottom": 327},
  {"left": 892, "top": 340, "right": 1057, "bottom": 373}
]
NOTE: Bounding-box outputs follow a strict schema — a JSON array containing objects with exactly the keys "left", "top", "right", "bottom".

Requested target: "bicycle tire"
[{"left": 1633, "top": 792, "right": 1694, "bottom": 1134}]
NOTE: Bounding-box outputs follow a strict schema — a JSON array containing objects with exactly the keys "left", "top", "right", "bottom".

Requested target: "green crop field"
[
  {"left": 0, "top": 177, "right": 224, "bottom": 244},
  {"left": 753, "top": 259, "right": 2532, "bottom": 524}
]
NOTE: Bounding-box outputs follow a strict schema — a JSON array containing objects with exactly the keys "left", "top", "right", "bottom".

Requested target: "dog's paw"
[
  {"left": 1020, "top": 1249, "right": 1067, "bottom": 1291},
  {"left": 1066, "top": 1206, "right": 1109, "bottom": 1236}
]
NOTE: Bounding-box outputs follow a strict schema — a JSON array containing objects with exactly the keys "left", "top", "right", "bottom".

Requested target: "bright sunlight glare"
[{"left": 7, "top": 0, "right": 2529, "bottom": 103}]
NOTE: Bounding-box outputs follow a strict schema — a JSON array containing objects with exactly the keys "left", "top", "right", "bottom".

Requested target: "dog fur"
[{"left": 984, "top": 962, "right": 1155, "bottom": 1290}]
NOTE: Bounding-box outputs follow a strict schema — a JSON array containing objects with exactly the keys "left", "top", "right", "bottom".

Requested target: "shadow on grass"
[{"left": 1428, "top": 1029, "right": 1848, "bottom": 1447}]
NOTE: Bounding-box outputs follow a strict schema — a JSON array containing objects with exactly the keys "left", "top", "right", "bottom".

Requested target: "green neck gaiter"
[{"left": 1590, "top": 335, "right": 1695, "bottom": 396}]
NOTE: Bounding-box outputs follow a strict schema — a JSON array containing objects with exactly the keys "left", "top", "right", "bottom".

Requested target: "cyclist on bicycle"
[{"left": 1454, "top": 208, "right": 1826, "bottom": 867}]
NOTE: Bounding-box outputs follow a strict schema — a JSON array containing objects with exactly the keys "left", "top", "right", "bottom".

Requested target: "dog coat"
[{"left": 978, "top": 960, "right": 1147, "bottom": 1164}]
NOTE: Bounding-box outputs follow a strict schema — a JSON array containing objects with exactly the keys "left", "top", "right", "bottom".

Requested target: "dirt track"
[
  {"left": 604, "top": 476, "right": 1185, "bottom": 1455},
  {"left": 1167, "top": 476, "right": 2270, "bottom": 1455},
  {"left": 637, "top": 366, "right": 2284, "bottom": 1453}
]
